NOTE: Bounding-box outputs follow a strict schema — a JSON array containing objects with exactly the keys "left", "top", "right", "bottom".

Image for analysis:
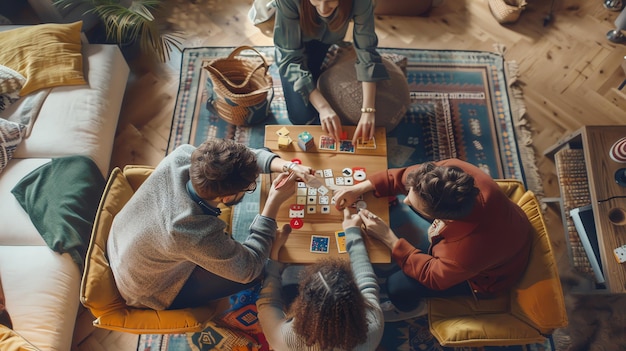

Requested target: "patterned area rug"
[
  {"left": 141, "top": 46, "right": 549, "bottom": 351},
  {"left": 167, "top": 46, "right": 539, "bottom": 241},
  {"left": 167, "top": 46, "right": 537, "bottom": 184}
]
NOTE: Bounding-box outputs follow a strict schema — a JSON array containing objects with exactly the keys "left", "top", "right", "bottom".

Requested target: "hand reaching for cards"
[
  {"left": 332, "top": 180, "right": 374, "bottom": 210},
  {"left": 352, "top": 112, "right": 376, "bottom": 145},
  {"left": 342, "top": 207, "right": 362, "bottom": 230},
  {"left": 358, "top": 209, "right": 399, "bottom": 250},
  {"left": 320, "top": 111, "right": 342, "bottom": 142},
  {"left": 270, "top": 223, "right": 292, "bottom": 260}
]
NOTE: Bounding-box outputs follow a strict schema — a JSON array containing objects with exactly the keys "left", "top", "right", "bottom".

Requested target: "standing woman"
[{"left": 273, "top": 0, "right": 389, "bottom": 143}]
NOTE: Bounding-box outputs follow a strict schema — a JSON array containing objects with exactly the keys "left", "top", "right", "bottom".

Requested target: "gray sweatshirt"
[{"left": 108, "top": 144, "right": 279, "bottom": 310}]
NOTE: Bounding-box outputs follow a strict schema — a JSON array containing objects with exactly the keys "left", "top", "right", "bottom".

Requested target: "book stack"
[{"left": 554, "top": 148, "right": 594, "bottom": 277}]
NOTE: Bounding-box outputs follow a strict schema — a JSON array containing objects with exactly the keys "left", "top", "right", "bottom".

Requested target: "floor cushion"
[{"left": 317, "top": 45, "right": 410, "bottom": 134}]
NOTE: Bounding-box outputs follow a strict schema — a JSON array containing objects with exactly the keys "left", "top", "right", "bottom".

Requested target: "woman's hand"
[
  {"left": 342, "top": 207, "right": 362, "bottom": 230},
  {"left": 291, "top": 164, "right": 314, "bottom": 182},
  {"left": 270, "top": 223, "right": 292, "bottom": 261},
  {"left": 358, "top": 209, "right": 399, "bottom": 250},
  {"left": 332, "top": 180, "right": 372, "bottom": 210},
  {"left": 352, "top": 112, "right": 376, "bottom": 145},
  {"left": 319, "top": 111, "right": 342, "bottom": 141}
]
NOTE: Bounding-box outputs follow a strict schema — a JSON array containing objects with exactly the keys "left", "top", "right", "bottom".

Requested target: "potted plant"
[{"left": 54, "top": 0, "right": 183, "bottom": 62}]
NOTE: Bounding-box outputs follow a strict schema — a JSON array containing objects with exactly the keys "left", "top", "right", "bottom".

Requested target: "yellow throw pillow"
[
  {"left": 0, "top": 22, "right": 86, "bottom": 96},
  {"left": 0, "top": 325, "right": 40, "bottom": 351}
]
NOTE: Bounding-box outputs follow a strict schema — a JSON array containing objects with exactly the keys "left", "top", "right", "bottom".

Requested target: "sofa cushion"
[
  {"left": 0, "top": 246, "right": 80, "bottom": 351},
  {"left": 0, "top": 21, "right": 86, "bottom": 95},
  {"left": 0, "top": 158, "right": 50, "bottom": 246},
  {"left": 0, "top": 120, "right": 26, "bottom": 174},
  {"left": 12, "top": 43, "right": 129, "bottom": 177},
  {"left": 0, "top": 65, "right": 25, "bottom": 95},
  {"left": 0, "top": 325, "right": 40, "bottom": 351}
]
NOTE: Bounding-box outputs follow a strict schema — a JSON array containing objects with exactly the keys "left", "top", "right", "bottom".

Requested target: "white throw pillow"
[
  {"left": 0, "top": 119, "right": 26, "bottom": 174},
  {"left": 0, "top": 65, "right": 26, "bottom": 114}
]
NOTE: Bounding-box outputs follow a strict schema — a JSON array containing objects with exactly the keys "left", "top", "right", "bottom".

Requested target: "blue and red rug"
[{"left": 140, "top": 46, "right": 548, "bottom": 351}]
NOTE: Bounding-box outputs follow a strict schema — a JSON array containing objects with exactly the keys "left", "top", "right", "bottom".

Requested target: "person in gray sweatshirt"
[{"left": 107, "top": 138, "right": 312, "bottom": 310}]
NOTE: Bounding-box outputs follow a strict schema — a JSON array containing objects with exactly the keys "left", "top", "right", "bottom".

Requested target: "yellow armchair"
[
  {"left": 81, "top": 165, "right": 225, "bottom": 334},
  {"left": 428, "top": 179, "right": 568, "bottom": 347}
]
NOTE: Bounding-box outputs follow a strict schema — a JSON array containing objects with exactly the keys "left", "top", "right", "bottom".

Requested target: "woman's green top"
[{"left": 273, "top": 0, "right": 389, "bottom": 102}]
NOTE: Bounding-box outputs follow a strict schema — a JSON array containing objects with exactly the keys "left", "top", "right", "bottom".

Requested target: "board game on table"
[{"left": 260, "top": 125, "right": 391, "bottom": 264}]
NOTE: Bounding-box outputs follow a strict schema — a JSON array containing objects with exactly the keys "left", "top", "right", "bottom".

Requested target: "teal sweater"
[{"left": 273, "top": 0, "right": 389, "bottom": 102}]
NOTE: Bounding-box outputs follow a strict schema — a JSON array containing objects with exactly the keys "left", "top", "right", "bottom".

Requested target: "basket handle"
[{"left": 206, "top": 46, "right": 270, "bottom": 90}]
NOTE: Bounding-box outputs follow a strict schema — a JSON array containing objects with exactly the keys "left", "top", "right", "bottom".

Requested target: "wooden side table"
[{"left": 545, "top": 125, "right": 626, "bottom": 293}]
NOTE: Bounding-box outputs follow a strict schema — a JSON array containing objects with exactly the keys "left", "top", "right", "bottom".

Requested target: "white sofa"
[{"left": 0, "top": 25, "right": 129, "bottom": 350}]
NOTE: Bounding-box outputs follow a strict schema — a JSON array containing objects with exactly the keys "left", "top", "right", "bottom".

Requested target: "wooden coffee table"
[{"left": 260, "top": 125, "right": 391, "bottom": 264}]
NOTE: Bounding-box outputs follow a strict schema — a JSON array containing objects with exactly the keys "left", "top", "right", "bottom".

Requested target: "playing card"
[
  {"left": 335, "top": 231, "right": 347, "bottom": 253},
  {"left": 310, "top": 235, "right": 330, "bottom": 253}
]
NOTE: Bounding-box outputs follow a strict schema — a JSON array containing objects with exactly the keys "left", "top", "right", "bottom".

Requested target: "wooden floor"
[{"left": 14, "top": 0, "right": 626, "bottom": 349}]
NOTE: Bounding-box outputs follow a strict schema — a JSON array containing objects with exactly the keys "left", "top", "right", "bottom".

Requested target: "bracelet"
[
  {"left": 361, "top": 107, "right": 376, "bottom": 113},
  {"left": 282, "top": 162, "right": 297, "bottom": 172}
]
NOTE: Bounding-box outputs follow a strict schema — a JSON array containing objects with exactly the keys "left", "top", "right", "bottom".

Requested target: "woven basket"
[
  {"left": 204, "top": 46, "right": 273, "bottom": 126},
  {"left": 488, "top": 0, "right": 527, "bottom": 24}
]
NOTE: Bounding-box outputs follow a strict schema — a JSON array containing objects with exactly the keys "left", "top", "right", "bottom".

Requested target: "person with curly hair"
[
  {"left": 332, "top": 158, "right": 533, "bottom": 321},
  {"left": 273, "top": 0, "right": 389, "bottom": 144},
  {"left": 107, "top": 138, "right": 315, "bottom": 310},
  {"left": 256, "top": 208, "right": 383, "bottom": 350}
]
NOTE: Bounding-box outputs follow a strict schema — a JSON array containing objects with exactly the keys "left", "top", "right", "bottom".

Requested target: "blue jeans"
[
  {"left": 386, "top": 266, "right": 473, "bottom": 311},
  {"left": 169, "top": 265, "right": 259, "bottom": 309},
  {"left": 279, "top": 40, "right": 332, "bottom": 125}
]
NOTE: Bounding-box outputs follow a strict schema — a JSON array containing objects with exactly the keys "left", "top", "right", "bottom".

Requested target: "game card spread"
[{"left": 310, "top": 235, "right": 330, "bottom": 253}]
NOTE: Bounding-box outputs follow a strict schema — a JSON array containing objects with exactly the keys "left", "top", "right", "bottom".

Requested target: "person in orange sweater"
[{"left": 332, "top": 158, "right": 533, "bottom": 319}]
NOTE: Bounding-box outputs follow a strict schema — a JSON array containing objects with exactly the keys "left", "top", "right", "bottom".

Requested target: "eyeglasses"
[{"left": 244, "top": 181, "right": 257, "bottom": 194}]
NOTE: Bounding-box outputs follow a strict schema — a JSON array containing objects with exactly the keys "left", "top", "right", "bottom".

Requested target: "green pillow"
[{"left": 11, "top": 155, "right": 105, "bottom": 271}]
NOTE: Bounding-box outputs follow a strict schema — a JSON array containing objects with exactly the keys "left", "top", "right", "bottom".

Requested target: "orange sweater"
[{"left": 367, "top": 158, "right": 532, "bottom": 295}]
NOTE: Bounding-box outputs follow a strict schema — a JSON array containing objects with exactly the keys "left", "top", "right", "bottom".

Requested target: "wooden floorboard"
[{"left": 15, "top": 0, "right": 626, "bottom": 349}]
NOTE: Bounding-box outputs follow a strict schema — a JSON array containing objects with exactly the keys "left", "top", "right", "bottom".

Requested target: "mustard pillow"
[
  {"left": 0, "top": 325, "right": 40, "bottom": 351},
  {"left": 0, "top": 22, "right": 86, "bottom": 96}
]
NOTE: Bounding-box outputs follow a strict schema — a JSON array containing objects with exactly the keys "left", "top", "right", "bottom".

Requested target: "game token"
[
  {"left": 290, "top": 218, "right": 304, "bottom": 229},
  {"left": 276, "top": 127, "right": 290, "bottom": 136},
  {"left": 355, "top": 200, "right": 367, "bottom": 210},
  {"left": 289, "top": 204, "right": 305, "bottom": 218},
  {"left": 353, "top": 167, "right": 366, "bottom": 182}
]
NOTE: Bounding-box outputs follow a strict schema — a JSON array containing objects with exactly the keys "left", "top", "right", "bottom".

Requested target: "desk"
[
  {"left": 545, "top": 125, "right": 626, "bottom": 293},
  {"left": 260, "top": 125, "right": 391, "bottom": 263}
]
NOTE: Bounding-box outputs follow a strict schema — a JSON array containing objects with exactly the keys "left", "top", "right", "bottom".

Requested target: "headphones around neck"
[{"left": 186, "top": 180, "right": 221, "bottom": 217}]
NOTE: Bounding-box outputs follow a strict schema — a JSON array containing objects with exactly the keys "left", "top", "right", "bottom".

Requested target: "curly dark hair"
[
  {"left": 289, "top": 257, "right": 369, "bottom": 350},
  {"left": 405, "top": 162, "right": 480, "bottom": 220},
  {"left": 300, "top": 0, "right": 353, "bottom": 37},
  {"left": 189, "top": 139, "right": 260, "bottom": 198}
]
